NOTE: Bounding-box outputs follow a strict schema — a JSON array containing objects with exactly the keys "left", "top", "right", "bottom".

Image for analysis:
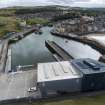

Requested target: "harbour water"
[
  {"left": 4, "top": 27, "right": 103, "bottom": 105},
  {"left": 11, "top": 27, "right": 102, "bottom": 71},
  {"left": 11, "top": 27, "right": 55, "bottom": 70},
  {"left": 53, "top": 37, "right": 102, "bottom": 60}
]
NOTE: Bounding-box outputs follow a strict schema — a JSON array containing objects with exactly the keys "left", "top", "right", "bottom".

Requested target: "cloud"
[
  {"left": 47, "top": 0, "right": 90, "bottom": 5},
  {"left": 0, "top": 0, "right": 105, "bottom": 8}
]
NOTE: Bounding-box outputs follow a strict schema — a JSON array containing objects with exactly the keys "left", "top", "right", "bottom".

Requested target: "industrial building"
[
  {"left": 37, "top": 58, "right": 105, "bottom": 97},
  {"left": 72, "top": 59, "right": 105, "bottom": 92},
  {"left": 0, "top": 58, "right": 105, "bottom": 102},
  {"left": 37, "top": 61, "right": 83, "bottom": 97}
]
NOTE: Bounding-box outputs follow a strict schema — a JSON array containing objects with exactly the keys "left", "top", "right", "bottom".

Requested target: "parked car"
[{"left": 27, "top": 87, "right": 37, "bottom": 92}]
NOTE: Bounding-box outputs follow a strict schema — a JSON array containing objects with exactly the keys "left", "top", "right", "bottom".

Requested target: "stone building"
[{"left": 54, "top": 15, "right": 105, "bottom": 35}]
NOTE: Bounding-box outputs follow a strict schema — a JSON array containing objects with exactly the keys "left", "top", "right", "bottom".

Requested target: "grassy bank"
[
  {"left": 0, "top": 8, "right": 15, "bottom": 16},
  {"left": 32, "top": 96, "right": 105, "bottom": 105},
  {"left": 12, "top": 94, "right": 105, "bottom": 105},
  {"left": 0, "top": 16, "right": 21, "bottom": 37},
  {"left": 26, "top": 18, "right": 50, "bottom": 25}
]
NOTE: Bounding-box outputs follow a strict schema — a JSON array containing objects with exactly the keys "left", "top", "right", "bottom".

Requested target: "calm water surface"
[
  {"left": 11, "top": 27, "right": 102, "bottom": 70},
  {"left": 11, "top": 27, "right": 55, "bottom": 70}
]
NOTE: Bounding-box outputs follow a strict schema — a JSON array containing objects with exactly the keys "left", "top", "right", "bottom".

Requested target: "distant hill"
[
  {"left": 1, "top": 5, "right": 105, "bottom": 12},
  {"left": 3, "top": 5, "right": 70, "bottom": 10},
  {"left": 0, "top": 5, "right": 105, "bottom": 16}
]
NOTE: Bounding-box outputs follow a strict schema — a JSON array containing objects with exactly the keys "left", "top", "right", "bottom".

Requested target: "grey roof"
[
  {"left": 71, "top": 58, "right": 105, "bottom": 75},
  {"left": 37, "top": 61, "right": 82, "bottom": 82}
]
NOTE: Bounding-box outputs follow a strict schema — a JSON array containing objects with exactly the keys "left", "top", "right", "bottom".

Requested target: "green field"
[
  {"left": 14, "top": 94, "right": 105, "bottom": 105},
  {"left": 26, "top": 18, "right": 50, "bottom": 25},
  {"left": 0, "top": 16, "right": 21, "bottom": 37},
  {"left": 32, "top": 96, "right": 105, "bottom": 105},
  {"left": 0, "top": 9, "right": 15, "bottom": 16},
  {"left": 0, "top": 8, "right": 21, "bottom": 37},
  {"left": 0, "top": 8, "right": 50, "bottom": 37}
]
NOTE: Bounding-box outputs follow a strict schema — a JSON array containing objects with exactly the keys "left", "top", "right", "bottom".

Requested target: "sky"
[{"left": 0, "top": 0, "right": 105, "bottom": 8}]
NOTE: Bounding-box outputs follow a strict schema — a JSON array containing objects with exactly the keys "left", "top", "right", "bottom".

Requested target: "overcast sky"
[{"left": 0, "top": 0, "right": 105, "bottom": 8}]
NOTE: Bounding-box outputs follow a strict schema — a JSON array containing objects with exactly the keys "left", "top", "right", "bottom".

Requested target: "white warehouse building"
[{"left": 37, "top": 61, "right": 83, "bottom": 97}]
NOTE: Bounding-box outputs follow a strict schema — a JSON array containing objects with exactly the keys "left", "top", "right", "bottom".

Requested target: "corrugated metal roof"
[{"left": 38, "top": 61, "right": 82, "bottom": 82}]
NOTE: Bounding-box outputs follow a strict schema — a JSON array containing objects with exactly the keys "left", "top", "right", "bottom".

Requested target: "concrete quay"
[
  {"left": 0, "top": 40, "right": 9, "bottom": 73},
  {"left": 45, "top": 40, "right": 73, "bottom": 61},
  {"left": 51, "top": 31, "right": 105, "bottom": 54},
  {"left": 51, "top": 31, "right": 105, "bottom": 62},
  {"left": 0, "top": 27, "right": 40, "bottom": 74},
  {"left": 0, "top": 69, "right": 40, "bottom": 103},
  {"left": 5, "top": 48, "right": 11, "bottom": 73}
]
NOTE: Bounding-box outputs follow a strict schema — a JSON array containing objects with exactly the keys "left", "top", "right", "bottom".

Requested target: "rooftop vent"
[{"left": 83, "top": 60, "right": 100, "bottom": 71}]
